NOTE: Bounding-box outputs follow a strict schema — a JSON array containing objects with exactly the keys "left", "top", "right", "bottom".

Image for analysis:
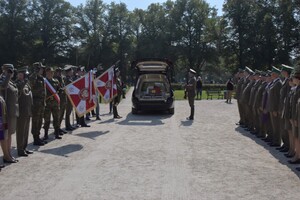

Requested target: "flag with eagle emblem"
[
  {"left": 64, "top": 71, "right": 97, "bottom": 117},
  {"left": 94, "top": 66, "right": 117, "bottom": 103}
]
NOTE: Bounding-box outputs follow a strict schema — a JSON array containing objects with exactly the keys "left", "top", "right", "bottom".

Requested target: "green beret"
[
  {"left": 271, "top": 66, "right": 281, "bottom": 74},
  {"left": 281, "top": 64, "right": 294, "bottom": 73}
]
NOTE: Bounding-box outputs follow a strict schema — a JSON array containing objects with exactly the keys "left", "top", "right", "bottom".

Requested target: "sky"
[{"left": 67, "top": 0, "right": 224, "bottom": 15}]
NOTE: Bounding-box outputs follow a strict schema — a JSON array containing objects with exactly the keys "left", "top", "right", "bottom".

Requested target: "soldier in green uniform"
[
  {"left": 266, "top": 66, "right": 282, "bottom": 147},
  {"left": 185, "top": 68, "right": 196, "bottom": 120},
  {"left": 54, "top": 67, "right": 67, "bottom": 134},
  {"left": 16, "top": 66, "right": 34, "bottom": 156},
  {"left": 43, "top": 67, "right": 62, "bottom": 140},
  {"left": 64, "top": 65, "right": 75, "bottom": 131},
  {"left": 0, "top": 64, "right": 19, "bottom": 163},
  {"left": 29, "top": 62, "right": 47, "bottom": 146},
  {"left": 113, "top": 68, "right": 123, "bottom": 119},
  {"left": 277, "top": 64, "right": 294, "bottom": 152}
]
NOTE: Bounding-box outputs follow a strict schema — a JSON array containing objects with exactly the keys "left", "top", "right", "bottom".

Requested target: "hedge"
[{"left": 171, "top": 83, "right": 227, "bottom": 91}]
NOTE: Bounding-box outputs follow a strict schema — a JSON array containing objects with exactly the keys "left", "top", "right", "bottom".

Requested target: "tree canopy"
[{"left": 0, "top": 0, "right": 299, "bottom": 83}]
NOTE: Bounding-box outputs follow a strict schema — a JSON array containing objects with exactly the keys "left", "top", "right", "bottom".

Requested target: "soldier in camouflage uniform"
[
  {"left": 54, "top": 67, "right": 68, "bottom": 134},
  {"left": 43, "top": 67, "right": 62, "bottom": 140},
  {"left": 29, "top": 62, "right": 46, "bottom": 146}
]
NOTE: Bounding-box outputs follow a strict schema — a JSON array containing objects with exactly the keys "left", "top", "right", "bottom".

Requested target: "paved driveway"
[{"left": 0, "top": 88, "right": 299, "bottom": 200}]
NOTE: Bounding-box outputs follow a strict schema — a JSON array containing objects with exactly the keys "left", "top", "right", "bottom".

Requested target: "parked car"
[{"left": 131, "top": 58, "right": 175, "bottom": 114}]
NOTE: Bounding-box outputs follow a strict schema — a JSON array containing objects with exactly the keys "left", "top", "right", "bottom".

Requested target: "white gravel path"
[{"left": 0, "top": 88, "right": 299, "bottom": 200}]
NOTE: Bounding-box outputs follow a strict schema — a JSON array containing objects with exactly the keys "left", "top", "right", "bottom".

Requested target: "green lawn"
[{"left": 173, "top": 90, "right": 225, "bottom": 100}]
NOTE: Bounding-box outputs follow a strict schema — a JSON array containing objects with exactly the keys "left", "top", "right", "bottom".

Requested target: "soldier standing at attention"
[
  {"left": 0, "top": 64, "right": 19, "bottom": 163},
  {"left": 29, "top": 62, "right": 46, "bottom": 146},
  {"left": 185, "top": 68, "right": 196, "bottom": 120},
  {"left": 16, "top": 66, "right": 33, "bottom": 157},
  {"left": 266, "top": 66, "right": 282, "bottom": 147},
  {"left": 43, "top": 67, "right": 62, "bottom": 140},
  {"left": 278, "top": 64, "right": 294, "bottom": 152},
  {"left": 64, "top": 65, "right": 75, "bottom": 131},
  {"left": 54, "top": 67, "right": 67, "bottom": 134},
  {"left": 113, "top": 68, "right": 123, "bottom": 119}
]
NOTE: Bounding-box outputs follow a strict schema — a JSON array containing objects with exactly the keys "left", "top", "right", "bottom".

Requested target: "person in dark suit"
[
  {"left": 185, "top": 69, "right": 196, "bottom": 120},
  {"left": 16, "top": 66, "right": 33, "bottom": 157}
]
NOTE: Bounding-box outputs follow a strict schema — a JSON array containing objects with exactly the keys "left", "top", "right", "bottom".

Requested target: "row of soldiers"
[
  {"left": 235, "top": 63, "right": 300, "bottom": 171},
  {"left": 0, "top": 62, "right": 123, "bottom": 166}
]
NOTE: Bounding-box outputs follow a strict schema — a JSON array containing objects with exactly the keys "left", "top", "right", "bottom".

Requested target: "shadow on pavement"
[
  {"left": 39, "top": 144, "right": 83, "bottom": 157},
  {"left": 117, "top": 111, "right": 172, "bottom": 126},
  {"left": 75, "top": 130, "right": 109, "bottom": 140},
  {"left": 180, "top": 120, "right": 194, "bottom": 127},
  {"left": 235, "top": 126, "right": 300, "bottom": 179}
]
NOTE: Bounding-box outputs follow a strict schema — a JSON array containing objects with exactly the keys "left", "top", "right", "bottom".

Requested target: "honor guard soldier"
[
  {"left": 278, "top": 64, "right": 294, "bottom": 152},
  {"left": 185, "top": 68, "right": 197, "bottom": 120},
  {"left": 29, "top": 62, "right": 47, "bottom": 146},
  {"left": 64, "top": 65, "right": 75, "bottom": 131},
  {"left": 16, "top": 66, "right": 33, "bottom": 157},
  {"left": 266, "top": 66, "right": 282, "bottom": 147},
  {"left": 43, "top": 67, "right": 62, "bottom": 140},
  {"left": 0, "top": 64, "right": 19, "bottom": 163},
  {"left": 54, "top": 67, "right": 68, "bottom": 134},
  {"left": 113, "top": 68, "right": 122, "bottom": 119}
]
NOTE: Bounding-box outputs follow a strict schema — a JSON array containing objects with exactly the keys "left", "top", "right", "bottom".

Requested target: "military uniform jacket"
[
  {"left": 45, "top": 78, "right": 60, "bottom": 104},
  {"left": 29, "top": 73, "right": 46, "bottom": 102},
  {"left": 253, "top": 81, "right": 267, "bottom": 109},
  {"left": 282, "top": 87, "right": 293, "bottom": 120},
  {"left": 16, "top": 79, "right": 32, "bottom": 117},
  {"left": 235, "top": 78, "right": 243, "bottom": 100},
  {"left": 186, "top": 76, "right": 196, "bottom": 98},
  {"left": 55, "top": 75, "right": 66, "bottom": 99},
  {"left": 249, "top": 80, "right": 261, "bottom": 107},
  {"left": 279, "top": 78, "right": 290, "bottom": 113},
  {"left": 0, "top": 74, "right": 19, "bottom": 118},
  {"left": 241, "top": 80, "right": 255, "bottom": 105},
  {"left": 291, "top": 86, "right": 300, "bottom": 120},
  {"left": 266, "top": 78, "right": 282, "bottom": 112}
]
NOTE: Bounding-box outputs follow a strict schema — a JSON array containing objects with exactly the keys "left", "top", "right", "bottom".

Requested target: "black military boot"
[
  {"left": 33, "top": 136, "right": 45, "bottom": 146},
  {"left": 187, "top": 107, "right": 194, "bottom": 120},
  {"left": 43, "top": 129, "right": 49, "bottom": 140},
  {"left": 54, "top": 130, "right": 62, "bottom": 139}
]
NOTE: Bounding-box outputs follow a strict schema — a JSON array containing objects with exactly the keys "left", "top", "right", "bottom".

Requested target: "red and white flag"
[
  {"left": 44, "top": 78, "right": 60, "bottom": 104},
  {"left": 64, "top": 71, "right": 96, "bottom": 117},
  {"left": 94, "top": 66, "right": 117, "bottom": 103}
]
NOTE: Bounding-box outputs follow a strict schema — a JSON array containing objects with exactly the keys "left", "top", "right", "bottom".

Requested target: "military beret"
[
  {"left": 2, "top": 64, "right": 14, "bottom": 72},
  {"left": 33, "top": 62, "right": 45, "bottom": 69},
  {"left": 245, "top": 66, "right": 254, "bottom": 75},
  {"left": 189, "top": 68, "right": 196, "bottom": 74},
  {"left": 17, "top": 66, "right": 29, "bottom": 74},
  {"left": 271, "top": 66, "right": 281, "bottom": 74},
  {"left": 281, "top": 64, "right": 294, "bottom": 73},
  {"left": 64, "top": 65, "right": 73, "bottom": 72}
]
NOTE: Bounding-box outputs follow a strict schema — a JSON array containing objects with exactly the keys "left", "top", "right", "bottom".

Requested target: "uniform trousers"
[{"left": 16, "top": 116, "right": 30, "bottom": 153}]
